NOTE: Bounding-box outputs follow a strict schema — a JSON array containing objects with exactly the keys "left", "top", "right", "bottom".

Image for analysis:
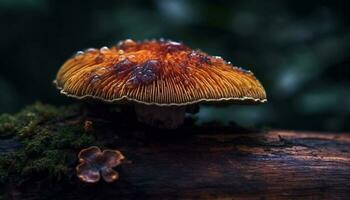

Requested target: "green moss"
[
  {"left": 0, "top": 154, "right": 12, "bottom": 183},
  {"left": 0, "top": 114, "right": 16, "bottom": 138},
  {"left": 0, "top": 102, "right": 96, "bottom": 186}
]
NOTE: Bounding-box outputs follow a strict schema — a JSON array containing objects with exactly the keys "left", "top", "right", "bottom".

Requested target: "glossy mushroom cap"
[{"left": 55, "top": 39, "right": 266, "bottom": 106}]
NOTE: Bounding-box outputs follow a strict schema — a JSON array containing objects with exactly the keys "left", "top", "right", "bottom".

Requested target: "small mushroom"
[
  {"left": 84, "top": 120, "right": 94, "bottom": 133},
  {"left": 76, "top": 146, "right": 125, "bottom": 183},
  {"left": 55, "top": 39, "right": 266, "bottom": 128}
]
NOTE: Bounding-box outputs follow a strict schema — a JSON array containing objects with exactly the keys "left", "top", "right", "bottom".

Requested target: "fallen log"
[
  {"left": 92, "top": 130, "right": 350, "bottom": 200},
  {"left": 0, "top": 104, "right": 349, "bottom": 199}
]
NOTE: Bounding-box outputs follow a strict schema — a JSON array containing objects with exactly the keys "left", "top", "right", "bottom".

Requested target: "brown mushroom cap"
[{"left": 55, "top": 39, "right": 267, "bottom": 106}]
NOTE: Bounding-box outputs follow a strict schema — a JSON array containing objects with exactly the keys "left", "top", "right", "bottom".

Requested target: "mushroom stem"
[{"left": 134, "top": 104, "right": 186, "bottom": 129}]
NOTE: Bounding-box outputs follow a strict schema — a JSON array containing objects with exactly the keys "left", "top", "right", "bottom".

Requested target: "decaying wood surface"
[
  {"left": 4, "top": 128, "right": 350, "bottom": 200},
  {"left": 75, "top": 129, "right": 350, "bottom": 199}
]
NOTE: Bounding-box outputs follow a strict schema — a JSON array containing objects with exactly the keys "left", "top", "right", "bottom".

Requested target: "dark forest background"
[{"left": 0, "top": 0, "right": 349, "bottom": 131}]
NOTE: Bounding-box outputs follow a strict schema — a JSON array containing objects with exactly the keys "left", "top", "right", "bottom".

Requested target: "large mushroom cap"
[{"left": 55, "top": 39, "right": 267, "bottom": 106}]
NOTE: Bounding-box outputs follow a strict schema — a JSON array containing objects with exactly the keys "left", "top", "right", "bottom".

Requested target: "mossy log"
[{"left": 0, "top": 103, "right": 349, "bottom": 199}]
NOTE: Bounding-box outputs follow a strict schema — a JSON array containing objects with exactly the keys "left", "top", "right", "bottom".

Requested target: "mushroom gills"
[{"left": 134, "top": 104, "right": 186, "bottom": 129}]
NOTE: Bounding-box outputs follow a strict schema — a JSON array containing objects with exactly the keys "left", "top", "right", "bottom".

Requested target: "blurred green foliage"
[{"left": 0, "top": 0, "right": 349, "bottom": 131}]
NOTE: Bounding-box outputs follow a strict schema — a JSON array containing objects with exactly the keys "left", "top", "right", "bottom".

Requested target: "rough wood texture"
[
  {"left": 58, "top": 129, "right": 350, "bottom": 199},
  {"left": 97, "top": 130, "right": 350, "bottom": 200},
  {"left": 4, "top": 128, "right": 350, "bottom": 199}
]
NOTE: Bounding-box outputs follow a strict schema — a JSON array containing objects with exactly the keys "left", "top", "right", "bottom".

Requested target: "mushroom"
[
  {"left": 54, "top": 39, "right": 266, "bottom": 128},
  {"left": 76, "top": 146, "right": 125, "bottom": 183}
]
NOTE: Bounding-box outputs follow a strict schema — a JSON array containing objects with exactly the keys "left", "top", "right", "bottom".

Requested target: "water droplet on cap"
[
  {"left": 100, "top": 46, "right": 110, "bottom": 54},
  {"left": 90, "top": 74, "right": 101, "bottom": 84},
  {"left": 236, "top": 66, "right": 252, "bottom": 74},
  {"left": 119, "top": 39, "right": 137, "bottom": 49},
  {"left": 124, "top": 39, "right": 136, "bottom": 45},
  {"left": 74, "top": 51, "right": 85, "bottom": 59},
  {"left": 188, "top": 51, "right": 211, "bottom": 65},
  {"left": 168, "top": 41, "right": 181, "bottom": 46},
  {"left": 76, "top": 51, "right": 84, "bottom": 55},
  {"left": 162, "top": 40, "right": 189, "bottom": 53},
  {"left": 86, "top": 48, "right": 98, "bottom": 54},
  {"left": 94, "top": 67, "right": 109, "bottom": 76},
  {"left": 119, "top": 55, "right": 126, "bottom": 61}
]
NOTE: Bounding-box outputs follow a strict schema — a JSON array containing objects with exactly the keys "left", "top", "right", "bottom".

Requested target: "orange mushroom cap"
[{"left": 55, "top": 39, "right": 267, "bottom": 106}]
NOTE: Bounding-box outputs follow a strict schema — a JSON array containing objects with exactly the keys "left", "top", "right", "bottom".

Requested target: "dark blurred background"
[{"left": 0, "top": 0, "right": 349, "bottom": 132}]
